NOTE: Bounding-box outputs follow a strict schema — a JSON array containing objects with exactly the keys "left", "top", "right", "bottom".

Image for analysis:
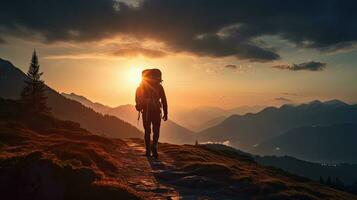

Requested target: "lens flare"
[{"left": 127, "top": 66, "right": 143, "bottom": 86}]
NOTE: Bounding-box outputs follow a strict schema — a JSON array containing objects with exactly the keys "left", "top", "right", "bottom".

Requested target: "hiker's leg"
[
  {"left": 151, "top": 112, "right": 161, "bottom": 158},
  {"left": 142, "top": 110, "right": 151, "bottom": 156}
]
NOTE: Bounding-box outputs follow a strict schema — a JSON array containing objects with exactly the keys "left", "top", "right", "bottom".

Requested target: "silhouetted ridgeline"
[
  {"left": 0, "top": 58, "right": 142, "bottom": 138},
  {"left": 255, "top": 155, "right": 357, "bottom": 193},
  {"left": 254, "top": 123, "right": 357, "bottom": 163},
  {"left": 198, "top": 100, "right": 357, "bottom": 153},
  {"left": 62, "top": 93, "right": 193, "bottom": 144}
]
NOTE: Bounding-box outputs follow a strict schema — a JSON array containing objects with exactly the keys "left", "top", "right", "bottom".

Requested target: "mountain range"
[
  {"left": 2, "top": 57, "right": 357, "bottom": 166},
  {"left": 253, "top": 123, "right": 357, "bottom": 163},
  {"left": 1, "top": 98, "right": 355, "bottom": 199},
  {"left": 62, "top": 92, "right": 194, "bottom": 144},
  {"left": 206, "top": 143, "right": 357, "bottom": 189},
  {"left": 171, "top": 105, "right": 264, "bottom": 131},
  {"left": 0, "top": 58, "right": 142, "bottom": 138},
  {"left": 197, "top": 100, "right": 357, "bottom": 153}
]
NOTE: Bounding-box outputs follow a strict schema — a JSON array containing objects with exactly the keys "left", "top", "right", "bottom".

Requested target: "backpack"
[
  {"left": 142, "top": 68, "right": 162, "bottom": 82},
  {"left": 135, "top": 68, "right": 162, "bottom": 112}
]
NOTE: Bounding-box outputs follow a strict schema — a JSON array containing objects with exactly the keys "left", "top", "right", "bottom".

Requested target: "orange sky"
[
  {"left": 1, "top": 0, "right": 357, "bottom": 109},
  {"left": 1, "top": 37, "right": 357, "bottom": 109}
]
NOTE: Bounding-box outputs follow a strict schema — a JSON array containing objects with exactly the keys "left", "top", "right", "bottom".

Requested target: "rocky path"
[
  {"left": 117, "top": 139, "right": 228, "bottom": 200},
  {"left": 120, "top": 138, "right": 181, "bottom": 200}
]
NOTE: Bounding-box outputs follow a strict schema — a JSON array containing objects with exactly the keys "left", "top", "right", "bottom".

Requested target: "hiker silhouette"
[{"left": 135, "top": 69, "right": 168, "bottom": 159}]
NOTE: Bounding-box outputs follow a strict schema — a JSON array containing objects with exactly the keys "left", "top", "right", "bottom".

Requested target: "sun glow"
[{"left": 127, "top": 66, "right": 143, "bottom": 87}]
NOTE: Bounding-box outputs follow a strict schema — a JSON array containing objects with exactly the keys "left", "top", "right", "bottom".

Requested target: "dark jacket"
[{"left": 136, "top": 82, "right": 168, "bottom": 116}]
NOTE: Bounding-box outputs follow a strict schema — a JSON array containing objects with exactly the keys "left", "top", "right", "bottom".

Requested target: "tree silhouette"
[
  {"left": 326, "top": 176, "right": 332, "bottom": 185},
  {"left": 21, "top": 50, "right": 50, "bottom": 114},
  {"left": 319, "top": 176, "right": 324, "bottom": 184},
  {"left": 335, "top": 177, "right": 344, "bottom": 189}
]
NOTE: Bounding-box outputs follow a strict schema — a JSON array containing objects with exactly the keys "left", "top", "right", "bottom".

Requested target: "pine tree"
[
  {"left": 326, "top": 176, "right": 332, "bottom": 186},
  {"left": 335, "top": 177, "right": 344, "bottom": 189},
  {"left": 319, "top": 176, "right": 325, "bottom": 184},
  {"left": 21, "top": 50, "right": 50, "bottom": 114}
]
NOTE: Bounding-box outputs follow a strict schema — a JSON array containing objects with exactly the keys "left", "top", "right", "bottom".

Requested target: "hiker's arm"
[
  {"left": 135, "top": 87, "right": 142, "bottom": 111},
  {"left": 160, "top": 85, "right": 168, "bottom": 118},
  {"left": 135, "top": 87, "right": 139, "bottom": 103}
]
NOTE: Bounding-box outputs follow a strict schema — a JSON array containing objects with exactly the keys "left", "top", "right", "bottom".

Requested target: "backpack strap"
[{"left": 137, "top": 111, "right": 141, "bottom": 126}]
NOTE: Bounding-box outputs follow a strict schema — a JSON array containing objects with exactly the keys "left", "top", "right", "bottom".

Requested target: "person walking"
[{"left": 135, "top": 69, "right": 168, "bottom": 159}]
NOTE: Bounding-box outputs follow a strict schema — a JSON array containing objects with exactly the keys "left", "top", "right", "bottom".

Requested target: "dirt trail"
[
  {"left": 120, "top": 139, "right": 181, "bottom": 200},
  {"left": 115, "top": 139, "right": 224, "bottom": 200}
]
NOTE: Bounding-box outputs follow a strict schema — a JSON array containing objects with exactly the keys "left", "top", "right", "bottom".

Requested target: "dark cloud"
[
  {"left": 275, "top": 97, "right": 293, "bottom": 103},
  {"left": 224, "top": 64, "right": 238, "bottom": 70},
  {"left": 1, "top": 0, "right": 357, "bottom": 61},
  {"left": 272, "top": 61, "right": 327, "bottom": 71},
  {"left": 0, "top": 37, "right": 6, "bottom": 44},
  {"left": 109, "top": 47, "right": 166, "bottom": 58}
]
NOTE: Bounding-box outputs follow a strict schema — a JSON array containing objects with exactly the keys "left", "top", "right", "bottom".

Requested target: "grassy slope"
[
  {"left": 0, "top": 100, "right": 356, "bottom": 199},
  {"left": 156, "top": 142, "right": 357, "bottom": 199}
]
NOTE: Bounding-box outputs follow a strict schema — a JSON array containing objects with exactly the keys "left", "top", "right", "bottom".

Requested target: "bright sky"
[{"left": 1, "top": 1, "right": 357, "bottom": 109}]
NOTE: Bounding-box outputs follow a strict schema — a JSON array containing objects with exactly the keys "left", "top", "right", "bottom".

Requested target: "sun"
[{"left": 127, "top": 66, "right": 143, "bottom": 86}]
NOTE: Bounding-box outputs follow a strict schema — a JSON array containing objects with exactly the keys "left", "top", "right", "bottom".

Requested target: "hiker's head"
[{"left": 141, "top": 68, "right": 162, "bottom": 85}]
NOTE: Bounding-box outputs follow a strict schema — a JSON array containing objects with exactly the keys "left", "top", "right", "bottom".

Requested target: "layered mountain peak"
[
  {"left": 324, "top": 99, "right": 349, "bottom": 107},
  {"left": 198, "top": 98, "right": 357, "bottom": 151},
  {"left": 309, "top": 99, "right": 323, "bottom": 105},
  {"left": 0, "top": 58, "right": 20, "bottom": 73}
]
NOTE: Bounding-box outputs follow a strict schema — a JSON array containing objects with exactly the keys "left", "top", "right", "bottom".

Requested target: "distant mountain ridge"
[
  {"left": 62, "top": 92, "right": 194, "bottom": 144},
  {"left": 172, "top": 105, "right": 264, "bottom": 131},
  {"left": 0, "top": 58, "right": 142, "bottom": 138},
  {"left": 204, "top": 143, "right": 357, "bottom": 187},
  {"left": 62, "top": 92, "right": 110, "bottom": 113},
  {"left": 253, "top": 123, "right": 357, "bottom": 163},
  {"left": 198, "top": 99, "right": 357, "bottom": 151}
]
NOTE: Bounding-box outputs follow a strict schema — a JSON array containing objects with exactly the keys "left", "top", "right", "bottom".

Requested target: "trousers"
[{"left": 142, "top": 109, "right": 161, "bottom": 154}]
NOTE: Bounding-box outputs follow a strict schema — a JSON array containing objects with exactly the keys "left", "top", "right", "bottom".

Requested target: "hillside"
[
  {"left": 0, "top": 99, "right": 356, "bottom": 199},
  {"left": 0, "top": 58, "right": 142, "bottom": 138},
  {"left": 253, "top": 123, "right": 357, "bottom": 163},
  {"left": 172, "top": 105, "right": 264, "bottom": 131},
  {"left": 196, "top": 115, "right": 227, "bottom": 131},
  {"left": 61, "top": 92, "right": 110, "bottom": 113},
  {"left": 202, "top": 143, "right": 357, "bottom": 193},
  {"left": 204, "top": 144, "right": 357, "bottom": 187},
  {"left": 198, "top": 100, "right": 357, "bottom": 151},
  {"left": 256, "top": 155, "right": 357, "bottom": 186},
  {"left": 62, "top": 93, "right": 194, "bottom": 144}
]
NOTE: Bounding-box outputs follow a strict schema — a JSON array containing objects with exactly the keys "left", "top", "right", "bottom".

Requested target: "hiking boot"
[
  {"left": 145, "top": 150, "right": 151, "bottom": 157},
  {"left": 151, "top": 146, "right": 158, "bottom": 159}
]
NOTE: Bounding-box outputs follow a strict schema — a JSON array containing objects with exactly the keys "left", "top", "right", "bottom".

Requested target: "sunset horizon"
[
  {"left": 1, "top": 0, "right": 357, "bottom": 109},
  {"left": 1, "top": 1, "right": 357, "bottom": 199}
]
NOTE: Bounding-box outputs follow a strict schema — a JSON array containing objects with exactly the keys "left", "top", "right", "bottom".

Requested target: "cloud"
[
  {"left": 272, "top": 61, "right": 327, "bottom": 71},
  {"left": 44, "top": 41, "right": 167, "bottom": 59},
  {"left": 224, "top": 64, "right": 238, "bottom": 70},
  {"left": 45, "top": 46, "right": 166, "bottom": 60},
  {"left": 274, "top": 97, "right": 293, "bottom": 103},
  {"left": 108, "top": 47, "right": 166, "bottom": 58},
  {"left": 1, "top": 0, "right": 357, "bottom": 61},
  {"left": 0, "top": 37, "right": 6, "bottom": 44}
]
